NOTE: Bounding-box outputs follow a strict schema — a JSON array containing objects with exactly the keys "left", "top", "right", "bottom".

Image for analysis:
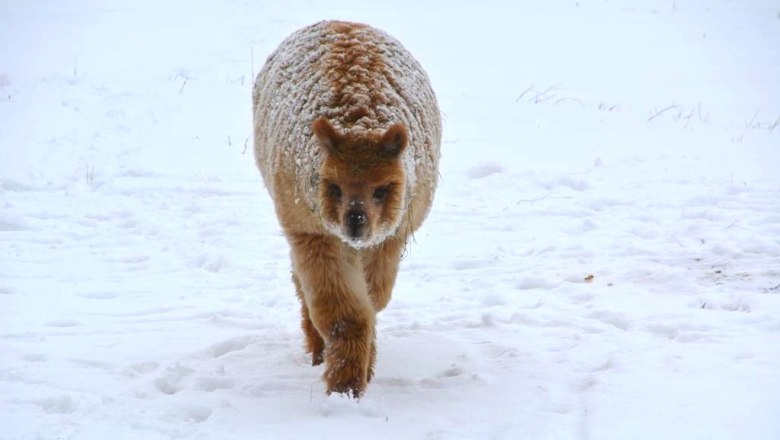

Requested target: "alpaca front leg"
[
  {"left": 289, "top": 233, "right": 375, "bottom": 398},
  {"left": 362, "top": 236, "right": 403, "bottom": 312},
  {"left": 322, "top": 316, "right": 375, "bottom": 397},
  {"left": 292, "top": 272, "right": 324, "bottom": 365}
]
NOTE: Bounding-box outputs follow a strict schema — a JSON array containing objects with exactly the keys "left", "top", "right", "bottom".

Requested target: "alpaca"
[{"left": 252, "top": 20, "right": 441, "bottom": 397}]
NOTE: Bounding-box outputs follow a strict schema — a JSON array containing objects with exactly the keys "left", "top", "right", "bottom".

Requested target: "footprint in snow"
[
  {"left": 195, "top": 376, "right": 235, "bottom": 392},
  {"left": 162, "top": 405, "right": 213, "bottom": 423},
  {"left": 202, "top": 335, "right": 256, "bottom": 359},
  {"left": 466, "top": 162, "right": 504, "bottom": 179}
]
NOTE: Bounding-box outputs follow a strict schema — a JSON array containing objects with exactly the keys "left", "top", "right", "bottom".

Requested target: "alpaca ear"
[
  {"left": 379, "top": 123, "right": 408, "bottom": 158},
  {"left": 312, "top": 117, "right": 341, "bottom": 155}
]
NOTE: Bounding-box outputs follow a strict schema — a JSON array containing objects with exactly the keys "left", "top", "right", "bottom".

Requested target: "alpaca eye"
[
  {"left": 328, "top": 183, "right": 342, "bottom": 198},
  {"left": 373, "top": 186, "right": 389, "bottom": 200}
]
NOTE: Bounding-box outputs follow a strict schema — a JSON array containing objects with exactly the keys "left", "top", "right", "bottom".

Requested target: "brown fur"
[{"left": 252, "top": 21, "right": 441, "bottom": 398}]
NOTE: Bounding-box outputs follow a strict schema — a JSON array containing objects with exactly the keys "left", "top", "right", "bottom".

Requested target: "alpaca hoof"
[
  {"left": 324, "top": 354, "right": 368, "bottom": 398},
  {"left": 326, "top": 376, "right": 366, "bottom": 399}
]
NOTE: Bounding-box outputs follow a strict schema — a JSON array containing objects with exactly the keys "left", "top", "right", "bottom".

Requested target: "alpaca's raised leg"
[
  {"left": 362, "top": 236, "right": 404, "bottom": 312},
  {"left": 289, "top": 233, "right": 375, "bottom": 398}
]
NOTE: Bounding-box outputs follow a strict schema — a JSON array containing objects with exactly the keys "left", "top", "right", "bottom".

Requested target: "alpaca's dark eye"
[
  {"left": 328, "top": 183, "right": 342, "bottom": 198},
  {"left": 373, "top": 186, "right": 389, "bottom": 201}
]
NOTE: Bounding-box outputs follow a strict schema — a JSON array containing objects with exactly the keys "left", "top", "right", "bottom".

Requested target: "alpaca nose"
[
  {"left": 346, "top": 210, "right": 367, "bottom": 237},
  {"left": 348, "top": 210, "right": 367, "bottom": 226}
]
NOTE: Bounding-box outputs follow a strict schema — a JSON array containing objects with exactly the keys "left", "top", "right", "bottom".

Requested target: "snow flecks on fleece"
[{"left": 252, "top": 20, "right": 441, "bottom": 216}]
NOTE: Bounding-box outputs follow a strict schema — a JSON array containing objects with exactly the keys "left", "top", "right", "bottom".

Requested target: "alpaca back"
[{"left": 252, "top": 20, "right": 441, "bottom": 236}]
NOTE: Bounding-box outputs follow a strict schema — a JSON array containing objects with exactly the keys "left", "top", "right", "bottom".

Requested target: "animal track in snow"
[
  {"left": 202, "top": 335, "right": 256, "bottom": 358},
  {"left": 195, "top": 376, "right": 235, "bottom": 392},
  {"left": 516, "top": 276, "right": 559, "bottom": 290},
  {"left": 466, "top": 162, "right": 504, "bottom": 178},
  {"left": 19, "top": 395, "right": 79, "bottom": 415},
  {"left": 163, "top": 405, "right": 213, "bottom": 423},
  {"left": 586, "top": 310, "right": 632, "bottom": 331},
  {"left": 22, "top": 353, "right": 47, "bottom": 362},
  {"left": 154, "top": 376, "right": 183, "bottom": 395},
  {"left": 153, "top": 364, "right": 193, "bottom": 395},
  {"left": 125, "top": 361, "right": 159, "bottom": 377},
  {"left": 0, "top": 211, "right": 29, "bottom": 231}
]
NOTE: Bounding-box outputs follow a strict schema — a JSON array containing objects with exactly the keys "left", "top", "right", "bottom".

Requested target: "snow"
[{"left": 1, "top": 1, "right": 779, "bottom": 439}]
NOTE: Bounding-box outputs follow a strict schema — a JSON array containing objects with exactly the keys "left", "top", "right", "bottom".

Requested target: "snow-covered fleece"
[{"left": 252, "top": 20, "right": 441, "bottom": 239}]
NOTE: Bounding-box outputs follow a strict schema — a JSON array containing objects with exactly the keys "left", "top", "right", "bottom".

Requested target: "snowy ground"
[{"left": 2, "top": 1, "right": 779, "bottom": 439}]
